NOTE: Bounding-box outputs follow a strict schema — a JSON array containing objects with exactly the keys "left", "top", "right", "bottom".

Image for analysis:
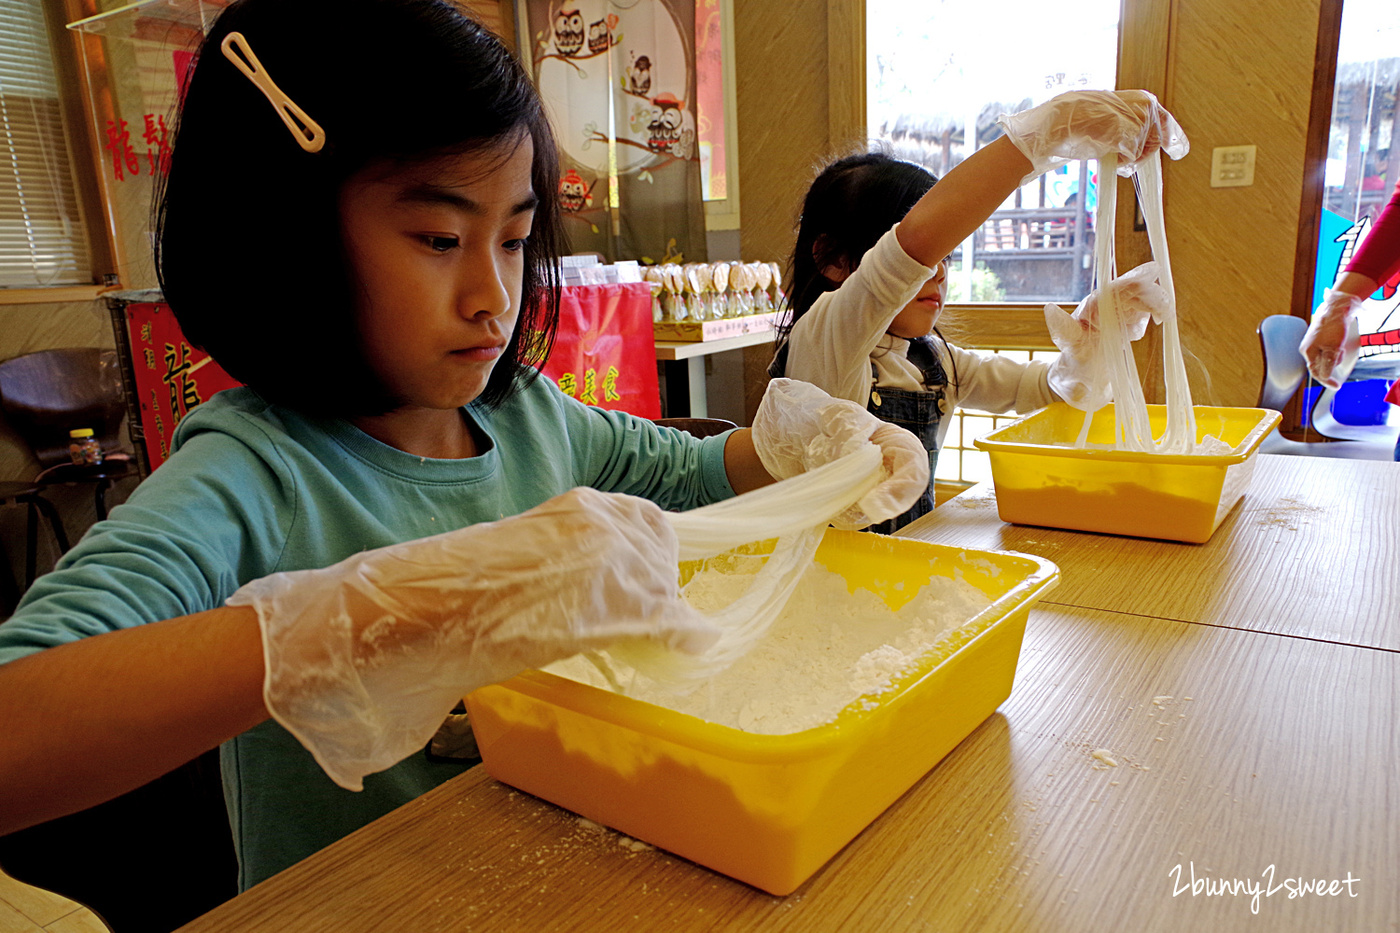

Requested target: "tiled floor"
[{"left": 0, "top": 871, "right": 108, "bottom": 933}]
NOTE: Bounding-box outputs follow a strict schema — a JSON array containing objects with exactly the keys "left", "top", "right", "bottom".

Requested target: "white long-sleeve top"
[{"left": 779, "top": 224, "right": 1060, "bottom": 450}]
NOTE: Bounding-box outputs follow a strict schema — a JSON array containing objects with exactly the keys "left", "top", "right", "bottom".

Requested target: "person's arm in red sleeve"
[
  {"left": 1344, "top": 179, "right": 1400, "bottom": 289},
  {"left": 1300, "top": 179, "right": 1400, "bottom": 388}
]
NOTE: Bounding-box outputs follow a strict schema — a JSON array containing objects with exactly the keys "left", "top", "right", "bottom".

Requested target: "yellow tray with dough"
[
  {"left": 972, "top": 402, "right": 1281, "bottom": 544},
  {"left": 464, "top": 528, "right": 1059, "bottom": 895}
]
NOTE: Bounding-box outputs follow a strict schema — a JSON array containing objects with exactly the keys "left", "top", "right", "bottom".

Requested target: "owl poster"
[{"left": 526, "top": 0, "right": 706, "bottom": 264}]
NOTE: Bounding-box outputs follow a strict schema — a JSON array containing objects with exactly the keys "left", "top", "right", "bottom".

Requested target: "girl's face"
[
  {"left": 339, "top": 135, "right": 537, "bottom": 413},
  {"left": 887, "top": 257, "right": 948, "bottom": 340}
]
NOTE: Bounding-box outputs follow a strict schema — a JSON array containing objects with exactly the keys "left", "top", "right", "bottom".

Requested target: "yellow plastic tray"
[
  {"left": 972, "top": 403, "right": 1281, "bottom": 544},
  {"left": 465, "top": 528, "right": 1059, "bottom": 895}
]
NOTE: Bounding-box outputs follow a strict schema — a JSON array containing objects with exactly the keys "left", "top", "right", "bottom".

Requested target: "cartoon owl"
[
  {"left": 553, "top": 7, "right": 584, "bottom": 57},
  {"left": 626, "top": 55, "right": 652, "bottom": 96},
  {"left": 647, "top": 93, "right": 684, "bottom": 154},
  {"left": 587, "top": 19, "right": 611, "bottom": 55},
  {"left": 558, "top": 169, "right": 591, "bottom": 213}
]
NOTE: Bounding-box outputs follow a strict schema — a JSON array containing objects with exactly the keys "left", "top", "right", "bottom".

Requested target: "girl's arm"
[
  {"left": 944, "top": 342, "right": 1055, "bottom": 414},
  {"left": 896, "top": 137, "right": 1032, "bottom": 268},
  {"left": 899, "top": 89, "right": 1185, "bottom": 268},
  {"left": 0, "top": 606, "right": 269, "bottom": 835},
  {"left": 6, "top": 486, "right": 721, "bottom": 808},
  {"left": 721, "top": 428, "right": 775, "bottom": 494}
]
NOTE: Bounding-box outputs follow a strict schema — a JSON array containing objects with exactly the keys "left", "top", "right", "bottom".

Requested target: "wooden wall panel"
[
  {"left": 826, "top": 0, "right": 866, "bottom": 153},
  {"left": 732, "top": 0, "right": 830, "bottom": 267},
  {"left": 457, "top": 0, "right": 516, "bottom": 51},
  {"left": 1136, "top": 0, "right": 1324, "bottom": 407},
  {"left": 1115, "top": 0, "right": 1173, "bottom": 278}
]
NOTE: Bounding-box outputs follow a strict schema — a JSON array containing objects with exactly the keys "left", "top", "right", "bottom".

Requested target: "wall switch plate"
[{"left": 1210, "top": 144, "right": 1257, "bottom": 187}]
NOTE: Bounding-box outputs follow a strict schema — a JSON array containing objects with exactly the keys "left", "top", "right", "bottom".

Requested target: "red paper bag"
[{"left": 540, "top": 282, "right": 659, "bottom": 418}]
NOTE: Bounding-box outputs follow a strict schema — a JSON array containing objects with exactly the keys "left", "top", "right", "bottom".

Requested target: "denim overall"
[{"left": 864, "top": 337, "right": 947, "bottom": 534}]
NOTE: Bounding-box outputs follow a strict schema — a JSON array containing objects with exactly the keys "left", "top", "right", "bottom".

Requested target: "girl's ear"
[{"left": 813, "top": 235, "right": 852, "bottom": 284}]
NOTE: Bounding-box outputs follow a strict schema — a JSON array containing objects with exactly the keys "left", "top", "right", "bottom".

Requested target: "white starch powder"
[{"left": 547, "top": 558, "right": 991, "bottom": 735}]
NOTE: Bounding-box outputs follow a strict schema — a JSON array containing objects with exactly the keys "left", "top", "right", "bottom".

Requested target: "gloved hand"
[
  {"left": 1300, "top": 289, "right": 1364, "bottom": 389},
  {"left": 228, "top": 487, "right": 719, "bottom": 791},
  {"left": 751, "top": 378, "right": 929, "bottom": 529},
  {"left": 1044, "top": 262, "right": 1172, "bottom": 411},
  {"left": 997, "top": 89, "right": 1189, "bottom": 184}
]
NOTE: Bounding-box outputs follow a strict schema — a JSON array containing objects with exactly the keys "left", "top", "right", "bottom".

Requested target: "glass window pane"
[
  {"left": 961, "top": 449, "right": 992, "bottom": 482},
  {"left": 867, "top": 0, "right": 1120, "bottom": 305},
  {"left": 696, "top": 0, "right": 728, "bottom": 201},
  {"left": 962, "top": 414, "right": 996, "bottom": 441},
  {"left": 1317, "top": 3, "right": 1399, "bottom": 391},
  {"left": 943, "top": 414, "right": 961, "bottom": 448},
  {"left": 0, "top": 4, "right": 94, "bottom": 288},
  {"left": 934, "top": 451, "right": 963, "bottom": 481}
]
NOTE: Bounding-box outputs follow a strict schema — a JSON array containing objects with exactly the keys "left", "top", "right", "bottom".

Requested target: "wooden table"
[
  {"left": 902, "top": 454, "right": 1400, "bottom": 651},
  {"left": 655, "top": 331, "right": 774, "bottom": 418},
  {"left": 180, "top": 455, "right": 1399, "bottom": 931}
]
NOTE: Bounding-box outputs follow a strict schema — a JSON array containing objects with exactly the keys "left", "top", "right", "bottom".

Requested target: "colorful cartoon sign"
[{"left": 525, "top": 0, "right": 706, "bottom": 263}]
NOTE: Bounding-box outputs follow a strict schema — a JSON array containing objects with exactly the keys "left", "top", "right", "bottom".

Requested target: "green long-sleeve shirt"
[{"left": 0, "top": 379, "right": 734, "bottom": 888}]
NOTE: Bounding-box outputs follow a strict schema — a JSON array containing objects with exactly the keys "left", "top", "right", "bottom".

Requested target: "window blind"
[{"left": 0, "top": 1, "right": 94, "bottom": 288}]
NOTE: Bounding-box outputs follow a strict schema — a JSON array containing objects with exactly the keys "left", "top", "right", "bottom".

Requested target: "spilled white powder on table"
[
  {"left": 548, "top": 558, "right": 991, "bottom": 734},
  {"left": 571, "top": 818, "right": 652, "bottom": 854},
  {"left": 1091, "top": 749, "right": 1119, "bottom": 768}
]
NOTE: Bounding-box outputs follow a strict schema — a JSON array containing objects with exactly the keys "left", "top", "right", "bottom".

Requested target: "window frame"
[
  {"left": 856, "top": 0, "right": 1132, "bottom": 346},
  {"left": 700, "top": 0, "right": 741, "bottom": 233},
  {"left": 0, "top": 0, "right": 118, "bottom": 305}
]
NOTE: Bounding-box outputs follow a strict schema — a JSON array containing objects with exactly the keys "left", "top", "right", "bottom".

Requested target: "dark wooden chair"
[
  {"left": 0, "top": 350, "right": 235, "bottom": 930},
  {"left": 0, "top": 480, "right": 70, "bottom": 615},
  {"left": 0, "top": 348, "right": 136, "bottom": 523},
  {"left": 654, "top": 417, "right": 739, "bottom": 438}
]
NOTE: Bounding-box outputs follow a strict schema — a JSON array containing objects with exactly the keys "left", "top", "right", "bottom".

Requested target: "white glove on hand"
[
  {"left": 229, "top": 487, "right": 718, "bottom": 791},
  {"left": 751, "top": 378, "right": 929, "bottom": 529},
  {"left": 1044, "top": 262, "right": 1172, "bottom": 411},
  {"left": 997, "top": 89, "right": 1189, "bottom": 184},
  {"left": 1300, "top": 289, "right": 1364, "bottom": 389}
]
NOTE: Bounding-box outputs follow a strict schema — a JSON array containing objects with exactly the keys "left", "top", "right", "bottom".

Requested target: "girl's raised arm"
[
  {"left": 896, "top": 137, "right": 1032, "bottom": 268},
  {"left": 896, "top": 89, "right": 1186, "bottom": 269}
]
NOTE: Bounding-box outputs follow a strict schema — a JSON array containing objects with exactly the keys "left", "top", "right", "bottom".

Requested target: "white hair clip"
[{"left": 220, "top": 31, "right": 326, "bottom": 153}]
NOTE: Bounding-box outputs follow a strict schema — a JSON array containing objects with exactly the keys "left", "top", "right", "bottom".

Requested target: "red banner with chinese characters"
[
  {"left": 118, "top": 302, "right": 243, "bottom": 470},
  {"left": 540, "top": 282, "right": 660, "bottom": 418}
]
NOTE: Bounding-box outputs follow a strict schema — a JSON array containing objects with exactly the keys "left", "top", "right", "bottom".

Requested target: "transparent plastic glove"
[
  {"left": 751, "top": 377, "right": 929, "bottom": 529},
  {"left": 997, "top": 89, "right": 1189, "bottom": 184},
  {"left": 228, "top": 487, "right": 719, "bottom": 791},
  {"left": 1300, "top": 289, "right": 1364, "bottom": 389},
  {"left": 1044, "top": 262, "right": 1172, "bottom": 411}
]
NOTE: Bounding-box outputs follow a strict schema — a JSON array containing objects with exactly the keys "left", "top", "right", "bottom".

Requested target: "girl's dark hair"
[
  {"left": 774, "top": 151, "right": 958, "bottom": 386},
  {"left": 783, "top": 151, "right": 937, "bottom": 325},
  {"left": 155, "top": 0, "right": 562, "bottom": 416}
]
